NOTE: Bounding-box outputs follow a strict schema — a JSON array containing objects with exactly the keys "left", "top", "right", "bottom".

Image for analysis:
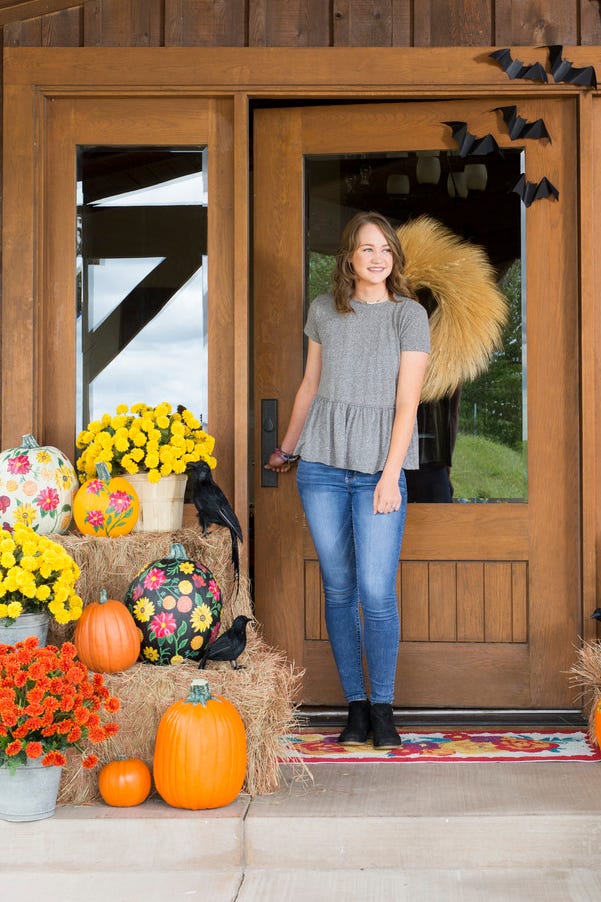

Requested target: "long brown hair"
[{"left": 332, "top": 211, "right": 416, "bottom": 314}]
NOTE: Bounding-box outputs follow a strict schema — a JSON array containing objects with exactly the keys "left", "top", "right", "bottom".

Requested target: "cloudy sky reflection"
[{"left": 76, "top": 159, "right": 208, "bottom": 434}]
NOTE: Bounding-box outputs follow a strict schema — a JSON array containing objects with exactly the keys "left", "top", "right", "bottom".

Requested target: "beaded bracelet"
[{"left": 274, "top": 447, "right": 299, "bottom": 463}]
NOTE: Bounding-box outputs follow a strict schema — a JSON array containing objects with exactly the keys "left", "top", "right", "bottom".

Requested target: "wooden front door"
[{"left": 253, "top": 98, "right": 580, "bottom": 709}]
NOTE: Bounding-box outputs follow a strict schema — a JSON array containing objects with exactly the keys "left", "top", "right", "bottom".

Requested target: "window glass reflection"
[
  {"left": 76, "top": 147, "right": 208, "bottom": 434},
  {"left": 306, "top": 149, "right": 526, "bottom": 503}
]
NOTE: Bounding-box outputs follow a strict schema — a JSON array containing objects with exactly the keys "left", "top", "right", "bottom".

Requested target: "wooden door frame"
[{"left": 2, "top": 45, "right": 600, "bottom": 654}]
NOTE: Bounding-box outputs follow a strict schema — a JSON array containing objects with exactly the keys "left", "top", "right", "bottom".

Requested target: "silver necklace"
[{"left": 354, "top": 293, "right": 389, "bottom": 304}]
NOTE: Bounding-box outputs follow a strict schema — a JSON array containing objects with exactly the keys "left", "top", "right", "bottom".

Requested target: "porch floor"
[{"left": 4, "top": 759, "right": 601, "bottom": 901}]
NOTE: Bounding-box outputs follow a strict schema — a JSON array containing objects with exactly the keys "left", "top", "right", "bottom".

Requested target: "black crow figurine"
[
  {"left": 189, "top": 460, "right": 242, "bottom": 591},
  {"left": 591, "top": 609, "right": 601, "bottom": 621},
  {"left": 198, "top": 615, "right": 252, "bottom": 670}
]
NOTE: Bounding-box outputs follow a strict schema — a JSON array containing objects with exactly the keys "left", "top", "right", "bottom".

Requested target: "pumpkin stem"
[
  {"left": 99, "top": 589, "right": 108, "bottom": 604},
  {"left": 169, "top": 543, "right": 188, "bottom": 561},
  {"left": 21, "top": 434, "right": 40, "bottom": 449},
  {"left": 95, "top": 462, "right": 112, "bottom": 483},
  {"left": 186, "top": 678, "right": 212, "bottom": 706}
]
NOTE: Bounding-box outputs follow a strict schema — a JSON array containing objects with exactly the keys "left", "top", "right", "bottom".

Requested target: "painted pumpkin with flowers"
[
  {"left": 124, "top": 543, "right": 222, "bottom": 666},
  {"left": 0, "top": 434, "right": 77, "bottom": 535},
  {"left": 73, "top": 462, "right": 139, "bottom": 537}
]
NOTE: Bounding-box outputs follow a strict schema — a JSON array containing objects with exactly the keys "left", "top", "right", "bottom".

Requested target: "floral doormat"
[{"left": 282, "top": 728, "right": 601, "bottom": 763}]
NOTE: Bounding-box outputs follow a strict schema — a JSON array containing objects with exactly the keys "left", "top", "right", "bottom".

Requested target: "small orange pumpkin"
[
  {"left": 153, "top": 678, "right": 246, "bottom": 810},
  {"left": 73, "top": 462, "right": 139, "bottom": 537},
  {"left": 74, "top": 589, "right": 141, "bottom": 673},
  {"left": 98, "top": 756, "right": 152, "bottom": 807},
  {"left": 594, "top": 699, "right": 601, "bottom": 748}
]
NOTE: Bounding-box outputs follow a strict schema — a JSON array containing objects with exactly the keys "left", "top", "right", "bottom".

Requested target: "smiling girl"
[{"left": 265, "top": 211, "right": 430, "bottom": 748}]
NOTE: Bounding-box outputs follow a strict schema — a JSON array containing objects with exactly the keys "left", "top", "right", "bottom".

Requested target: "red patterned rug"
[{"left": 282, "top": 728, "right": 601, "bottom": 763}]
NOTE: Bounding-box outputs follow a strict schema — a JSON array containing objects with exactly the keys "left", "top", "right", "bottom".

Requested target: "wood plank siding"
[{"left": 0, "top": 1, "right": 600, "bottom": 47}]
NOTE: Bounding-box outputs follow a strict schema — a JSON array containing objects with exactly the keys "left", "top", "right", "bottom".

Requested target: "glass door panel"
[
  {"left": 76, "top": 146, "right": 209, "bottom": 432},
  {"left": 305, "top": 149, "right": 527, "bottom": 503}
]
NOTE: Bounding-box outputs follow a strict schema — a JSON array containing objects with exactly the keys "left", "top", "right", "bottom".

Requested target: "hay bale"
[
  {"left": 50, "top": 528, "right": 306, "bottom": 801},
  {"left": 58, "top": 632, "right": 305, "bottom": 804},
  {"left": 569, "top": 640, "right": 601, "bottom": 744},
  {"left": 50, "top": 527, "right": 251, "bottom": 645}
]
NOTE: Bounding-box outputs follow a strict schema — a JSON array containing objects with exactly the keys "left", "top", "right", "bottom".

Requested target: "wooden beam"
[
  {"left": 0, "top": 0, "right": 83, "bottom": 27},
  {"left": 7, "top": 44, "right": 601, "bottom": 91}
]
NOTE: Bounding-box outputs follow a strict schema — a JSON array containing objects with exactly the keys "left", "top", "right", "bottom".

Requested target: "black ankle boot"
[
  {"left": 370, "top": 703, "right": 402, "bottom": 749},
  {"left": 338, "top": 700, "right": 371, "bottom": 745}
]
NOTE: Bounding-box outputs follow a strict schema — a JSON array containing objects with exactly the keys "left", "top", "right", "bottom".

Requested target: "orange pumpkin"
[
  {"left": 74, "top": 589, "right": 141, "bottom": 673},
  {"left": 594, "top": 699, "right": 601, "bottom": 748},
  {"left": 98, "top": 756, "right": 152, "bottom": 807},
  {"left": 73, "top": 462, "right": 139, "bottom": 537},
  {"left": 153, "top": 678, "right": 246, "bottom": 810}
]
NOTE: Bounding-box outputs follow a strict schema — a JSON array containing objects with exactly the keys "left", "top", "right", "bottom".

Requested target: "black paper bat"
[
  {"left": 489, "top": 48, "right": 548, "bottom": 83},
  {"left": 443, "top": 121, "right": 499, "bottom": 157},
  {"left": 544, "top": 44, "right": 597, "bottom": 88},
  {"left": 492, "top": 106, "right": 552, "bottom": 143},
  {"left": 511, "top": 174, "right": 559, "bottom": 207}
]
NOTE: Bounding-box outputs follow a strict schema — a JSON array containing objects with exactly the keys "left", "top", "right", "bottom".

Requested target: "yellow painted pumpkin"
[
  {"left": 73, "top": 462, "right": 139, "bottom": 537},
  {"left": 74, "top": 589, "right": 141, "bottom": 673},
  {"left": 153, "top": 678, "right": 246, "bottom": 810},
  {"left": 98, "top": 756, "right": 152, "bottom": 807}
]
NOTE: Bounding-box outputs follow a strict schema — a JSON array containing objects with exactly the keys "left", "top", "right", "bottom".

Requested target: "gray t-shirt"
[{"left": 294, "top": 293, "right": 430, "bottom": 473}]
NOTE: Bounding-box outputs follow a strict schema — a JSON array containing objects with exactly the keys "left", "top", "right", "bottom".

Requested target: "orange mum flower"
[
  {"left": 5, "top": 740, "right": 22, "bottom": 756},
  {"left": 25, "top": 741, "right": 43, "bottom": 759},
  {"left": 42, "top": 750, "right": 66, "bottom": 767},
  {"left": 82, "top": 754, "right": 98, "bottom": 769}
]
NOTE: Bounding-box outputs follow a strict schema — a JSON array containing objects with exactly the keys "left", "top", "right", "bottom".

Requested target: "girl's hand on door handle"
[{"left": 264, "top": 448, "right": 298, "bottom": 473}]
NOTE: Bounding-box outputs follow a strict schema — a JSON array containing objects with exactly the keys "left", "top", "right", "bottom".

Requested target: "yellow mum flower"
[
  {"left": 6, "top": 601, "right": 23, "bottom": 619},
  {"left": 147, "top": 469, "right": 161, "bottom": 484},
  {"left": 182, "top": 410, "right": 201, "bottom": 430},
  {"left": 0, "top": 536, "right": 16, "bottom": 553},
  {"left": 116, "top": 403, "right": 129, "bottom": 414},
  {"left": 36, "top": 584, "right": 51, "bottom": 601}
]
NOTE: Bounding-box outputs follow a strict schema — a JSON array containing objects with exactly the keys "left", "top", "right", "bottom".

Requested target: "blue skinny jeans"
[{"left": 296, "top": 459, "right": 407, "bottom": 705}]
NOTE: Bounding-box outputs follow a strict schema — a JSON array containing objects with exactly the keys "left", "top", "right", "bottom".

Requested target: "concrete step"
[
  {"left": 237, "top": 868, "right": 601, "bottom": 902},
  {"left": 5, "top": 868, "right": 601, "bottom": 902},
  {"left": 4, "top": 762, "right": 601, "bottom": 900}
]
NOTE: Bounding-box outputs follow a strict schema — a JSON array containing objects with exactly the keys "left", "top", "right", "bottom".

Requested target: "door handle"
[{"left": 261, "top": 398, "right": 278, "bottom": 487}]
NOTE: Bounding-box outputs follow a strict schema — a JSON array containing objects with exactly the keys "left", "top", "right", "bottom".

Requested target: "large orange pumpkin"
[
  {"left": 98, "top": 756, "right": 152, "bottom": 807},
  {"left": 73, "top": 462, "right": 139, "bottom": 537},
  {"left": 74, "top": 589, "right": 141, "bottom": 673},
  {"left": 153, "top": 678, "right": 246, "bottom": 810}
]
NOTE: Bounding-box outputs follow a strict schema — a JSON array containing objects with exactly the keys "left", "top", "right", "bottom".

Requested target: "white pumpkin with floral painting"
[{"left": 0, "top": 435, "right": 77, "bottom": 534}]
